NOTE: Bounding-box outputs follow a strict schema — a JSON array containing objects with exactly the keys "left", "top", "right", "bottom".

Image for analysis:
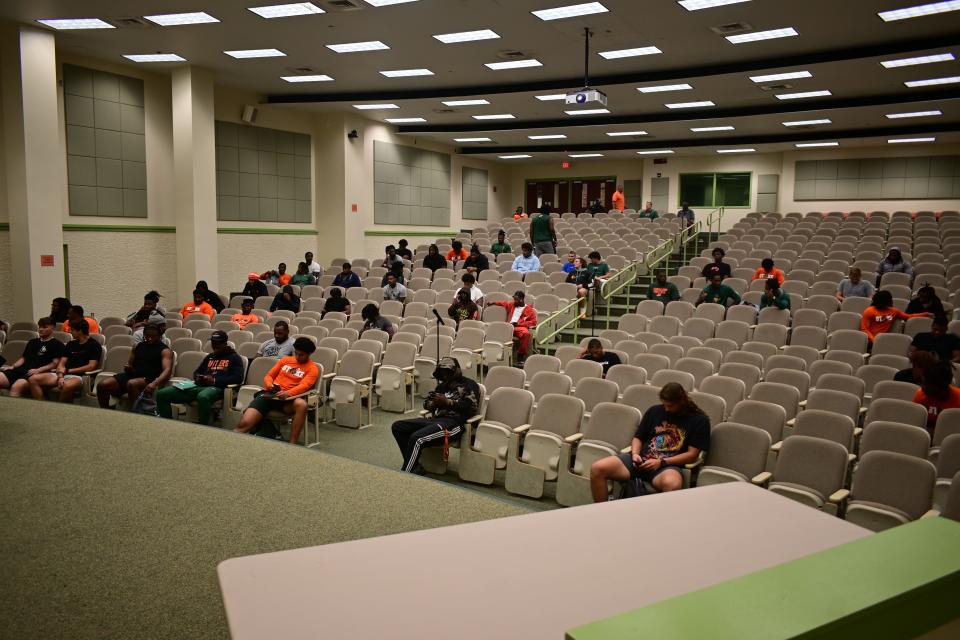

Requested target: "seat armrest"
[
  {"left": 770, "top": 440, "right": 783, "bottom": 452},
  {"left": 797, "top": 399, "right": 807, "bottom": 408},
  {"left": 828, "top": 489, "right": 850, "bottom": 504},
  {"left": 921, "top": 509, "right": 941, "bottom": 519},
  {"left": 418, "top": 409, "right": 431, "bottom": 418},
  {"left": 84, "top": 369, "right": 103, "bottom": 377},
  {"left": 847, "top": 453, "right": 856, "bottom": 464},
  {"left": 751, "top": 471, "right": 772, "bottom": 486},
  {"left": 466, "top": 414, "right": 483, "bottom": 425},
  {"left": 684, "top": 457, "right": 704, "bottom": 470},
  {"left": 512, "top": 424, "right": 531, "bottom": 434},
  {"left": 356, "top": 376, "right": 373, "bottom": 384},
  {"left": 620, "top": 446, "right": 632, "bottom": 454},
  {"left": 858, "top": 406, "right": 867, "bottom": 414},
  {"left": 853, "top": 427, "right": 863, "bottom": 437},
  {"left": 786, "top": 417, "right": 795, "bottom": 427},
  {"left": 565, "top": 433, "right": 584, "bottom": 444}
]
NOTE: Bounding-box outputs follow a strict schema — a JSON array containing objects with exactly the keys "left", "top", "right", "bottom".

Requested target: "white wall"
[
  {"left": 216, "top": 233, "right": 314, "bottom": 298},
  {"left": 0, "top": 229, "right": 11, "bottom": 317}
]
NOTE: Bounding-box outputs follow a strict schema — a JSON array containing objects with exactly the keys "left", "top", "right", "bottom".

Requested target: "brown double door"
[{"left": 525, "top": 177, "right": 616, "bottom": 214}]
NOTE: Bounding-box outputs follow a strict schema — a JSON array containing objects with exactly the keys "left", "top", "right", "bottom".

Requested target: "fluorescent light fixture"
[
  {"left": 123, "top": 53, "right": 186, "bottom": 62},
  {"left": 879, "top": 1, "right": 960, "bottom": 21},
  {"left": 665, "top": 100, "right": 715, "bottom": 108},
  {"left": 385, "top": 117, "right": 426, "bottom": 123},
  {"left": 380, "top": 68, "right": 434, "bottom": 77},
  {"left": 775, "top": 90, "right": 832, "bottom": 100},
  {"left": 782, "top": 118, "right": 832, "bottom": 126},
  {"left": 637, "top": 150, "right": 675, "bottom": 154},
  {"left": 353, "top": 104, "right": 400, "bottom": 110},
  {"left": 364, "top": 0, "right": 420, "bottom": 5},
  {"left": 749, "top": 70, "right": 812, "bottom": 83},
  {"left": 327, "top": 41, "right": 389, "bottom": 53},
  {"left": 606, "top": 131, "right": 648, "bottom": 136},
  {"left": 691, "top": 126, "right": 735, "bottom": 132},
  {"left": 442, "top": 99, "right": 490, "bottom": 106},
  {"left": 472, "top": 114, "right": 515, "bottom": 120},
  {"left": 717, "top": 148, "right": 755, "bottom": 153},
  {"left": 37, "top": 18, "right": 114, "bottom": 29},
  {"left": 905, "top": 76, "right": 960, "bottom": 87},
  {"left": 499, "top": 155, "right": 532, "bottom": 159},
  {"left": 528, "top": 134, "right": 567, "bottom": 139},
  {"left": 455, "top": 137, "right": 492, "bottom": 142},
  {"left": 569, "top": 153, "right": 604, "bottom": 158},
  {"left": 565, "top": 108, "right": 611, "bottom": 115},
  {"left": 888, "top": 137, "right": 936, "bottom": 143},
  {"left": 679, "top": 0, "right": 752, "bottom": 10},
  {"left": 485, "top": 59, "right": 542, "bottom": 70},
  {"left": 144, "top": 12, "right": 219, "bottom": 26},
  {"left": 886, "top": 110, "right": 942, "bottom": 119},
  {"left": 638, "top": 83, "right": 693, "bottom": 93},
  {"left": 535, "top": 94, "right": 567, "bottom": 101},
  {"left": 795, "top": 142, "right": 839, "bottom": 147},
  {"left": 224, "top": 49, "right": 286, "bottom": 58},
  {"left": 248, "top": 3, "right": 324, "bottom": 18},
  {"left": 599, "top": 46, "right": 662, "bottom": 59},
  {"left": 433, "top": 29, "right": 499, "bottom": 43},
  {"left": 726, "top": 27, "right": 798, "bottom": 44},
  {"left": 281, "top": 74, "right": 333, "bottom": 82},
  {"left": 532, "top": 2, "right": 609, "bottom": 21},
  {"left": 880, "top": 53, "right": 955, "bottom": 68}
]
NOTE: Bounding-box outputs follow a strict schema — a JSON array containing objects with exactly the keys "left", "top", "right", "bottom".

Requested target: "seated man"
[
  {"left": 835, "top": 267, "right": 874, "bottom": 302},
  {"left": 97, "top": 320, "right": 173, "bottom": 409},
  {"left": 391, "top": 358, "right": 481, "bottom": 474},
  {"left": 322, "top": 288, "right": 351, "bottom": 317},
  {"left": 906, "top": 286, "right": 946, "bottom": 317},
  {"left": 332, "top": 262, "right": 362, "bottom": 289},
  {"left": 758, "top": 278, "right": 790, "bottom": 311},
  {"left": 586, "top": 251, "right": 611, "bottom": 285},
  {"left": 260, "top": 263, "right": 292, "bottom": 287},
  {"left": 579, "top": 338, "right": 621, "bottom": 377},
  {"left": 383, "top": 244, "right": 404, "bottom": 271},
  {"left": 304, "top": 251, "right": 323, "bottom": 278},
  {"left": 270, "top": 285, "right": 301, "bottom": 313},
  {"left": 486, "top": 291, "right": 537, "bottom": 363},
  {"left": 50, "top": 297, "right": 72, "bottom": 324},
  {"left": 257, "top": 320, "right": 295, "bottom": 359},
  {"left": 511, "top": 242, "right": 541, "bottom": 273},
  {"left": 463, "top": 245, "right": 489, "bottom": 275},
  {"left": 446, "top": 240, "right": 469, "bottom": 266},
  {"left": 448, "top": 288, "right": 479, "bottom": 327},
  {"left": 561, "top": 251, "right": 578, "bottom": 274},
  {"left": 125, "top": 290, "right": 164, "bottom": 329},
  {"left": 132, "top": 317, "right": 170, "bottom": 346},
  {"left": 28, "top": 317, "right": 102, "bottom": 403},
  {"left": 701, "top": 247, "right": 731, "bottom": 280},
  {"left": 196, "top": 281, "right": 225, "bottom": 313},
  {"left": 230, "top": 298, "right": 260, "bottom": 329},
  {"left": 697, "top": 274, "right": 741, "bottom": 306},
  {"left": 491, "top": 230, "right": 511, "bottom": 256},
  {"left": 380, "top": 262, "right": 405, "bottom": 287},
  {"left": 242, "top": 273, "right": 269, "bottom": 300},
  {"left": 396, "top": 238, "right": 413, "bottom": 261},
  {"left": 457, "top": 273, "right": 484, "bottom": 306},
  {"left": 0, "top": 317, "right": 65, "bottom": 398},
  {"left": 752, "top": 258, "right": 785, "bottom": 286},
  {"left": 156, "top": 330, "right": 244, "bottom": 426},
  {"left": 180, "top": 289, "right": 216, "bottom": 320},
  {"left": 910, "top": 315, "right": 960, "bottom": 363},
  {"left": 290, "top": 262, "right": 316, "bottom": 288},
  {"left": 646, "top": 269, "right": 679, "bottom": 305},
  {"left": 876, "top": 246, "right": 913, "bottom": 286},
  {"left": 360, "top": 303, "right": 395, "bottom": 337},
  {"left": 895, "top": 350, "right": 936, "bottom": 385},
  {"left": 61, "top": 305, "right": 101, "bottom": 334},
  {"left": 914, "top": 360, "right": 960, "bottom": 435},
  {"left": 638, "top": 201, "right": 659, "bottom": 220},
  {"left": 382, "top": 272, "right": 407, "bottom": 303},
  {"left": 590, "top": 382, "right": 710, "bottom": 501},
  {"left": 233, "top": 337, "right": 320, "bottom": 444}
]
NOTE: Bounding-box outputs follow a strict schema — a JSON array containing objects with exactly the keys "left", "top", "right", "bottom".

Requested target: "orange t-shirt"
[
  {"left": 62, "top": 317, "right": 101, "bottom": 334},
  {"left": 446, "top": 249, "right": 469, "bottom": 261},
  {"left": 860, "top": 306, "right": 925, "bottom": 342},
  {"left": 264, "top": 356, "right": 320, "bottom": 397},
  {"left": 913, "top": 386, "right": 960, "bottom": 432},
  {"left": 612, "top": 191, "right": 625, "bottom": 211},
  {"left": 752, "top": 267, "right": 785, "bottom": 286},
  {"left": 180, "top": 302, "right": 215, "bottom": 320},
  {"left": 231, "top": 313, "right": 260, "bottom": 329},
  {"left": 278, "top": 274, "right": 292, "bottom": 286}
]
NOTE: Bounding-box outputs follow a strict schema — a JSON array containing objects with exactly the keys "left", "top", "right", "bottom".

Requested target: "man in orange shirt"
[
  {"left": 446, "top": 240, "right": 469, "bottom": 265},
  {"left": 752, "top": 258, "right": 785, "bottom": 286},
  {"left": 230, "top": 298, "right": 260, "bottom": 329},
  {"left": 611, "top": 185, "right": 625, "bottom": 212},
  {"left": 860, "top": 290, "right": 930, "bottom": 344},
  {"left": 61, "top": 305, "right": 101, "bottom": 334},
  {"left": 180, "top": 290, "right": 215, "bottom": 320},
  {"left": 913, "top": 360, "right": 960, "bottom": 434},
  {"left": 234, "top": 337, "right": 319, "bottom": 444}
]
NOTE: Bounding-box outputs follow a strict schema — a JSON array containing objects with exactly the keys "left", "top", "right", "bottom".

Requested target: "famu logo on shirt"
[{"left": 281, "top": 364, "right": 306, "bottom": 379}]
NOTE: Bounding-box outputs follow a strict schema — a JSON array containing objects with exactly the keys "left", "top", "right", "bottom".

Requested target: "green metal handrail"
[{"left": 533, "top": 295, "right": 584, "bottom": 349}]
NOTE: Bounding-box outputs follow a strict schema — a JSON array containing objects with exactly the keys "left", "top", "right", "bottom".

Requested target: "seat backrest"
[
  {"left": 865, "top": 398, "right": 928, "bottom": 430},
  {"left": 774, "top": 435, "right": 849, "bottom": 499},
  {"left": 933, "top": 408, "right": 960, "bottom": 446},
  {"left": 706, "top": 422, "right": 771, "bottom": 479},
  {"left": 101, "top": 345, "right": 132, "bottom": 373},
  {"left": 730, "top": 399, "right": 786, "bottom": 441},
  {"left": 793, "top": 409, "right": 855, "bottom": 451},
  {"left": 338, "top": 350, "right": 376, "bottom": 379},
  {"left": 752, "top": 323, "right": 788, "bottom": 347},
  {"left": 631, "top": 353, "right": 671, "bottom": 379},
  {"left": 872, "top": 380, "right": 919, "bottom": 403},
  {"left": 689, "top": 390, "right": 725, "bottom": 426},
  {"left": 852, "top": 451, "right": 935, "bottom": 520},
  {"left": 530, "top": 394, "right": 585, "bottom": 438},
  {"left": 581, "top": 403, "right": 641, "bottom": 450},
  {"left": 860, "top": 422, "right": 931, "bottom": 459},
  {"left": 636, "top": 299, "right": 664, "bottom": 318},
  {"left": 310, "top": 346, "right": 339, "bottom": 376},
  {"left": 675, "top": 357, "right": 714, "bottom": 386},
  {"left": 174, "top": 350, "right": 207, "bottom": 379},
  {"left": 808, "top": 359, "right": 854, "bottom": 386},
  {"left": 484, "top": 387, "right": 535, "bottom": 427},
  {"left": 245, "top": 356, "right": 279, "bottom": 386},
  {"left": 649, "top": 343, "right": 684, "bottom": 367},
  {"left": 649, "top": 368, "right": 696, "bottom": 392},
  {"left": 936, "top": 434, "right": 960, "bottom": 479},
  {"left": 574, "top": 377, "right": 620, "bottom": 411},
  {"left": 605, "top": 364, "right": 647, "bottom": 392},
  {"left": 649, "top": 315, "right": 682, "bottom": 337},
  {"left": 764, "top": 368, "right": 811, "bottom": 401},
  {"left": 529, "top": 371, "right": 572, "bottom": 401},
  {"left": 522, "top": 354, "right": 560, "bottom": 378},
  {"left": 565, "top": 359, "right": 604, "bottom": 387},
  {"left": 318, "top": 336, "right": 350, "bottom": 358},
  {"left": 483, "top": 366, "right": 526, "bottom": 395}
]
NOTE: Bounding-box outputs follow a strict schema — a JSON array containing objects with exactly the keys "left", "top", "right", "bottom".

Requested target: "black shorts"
[
  {"left": 248, "top": 394, "right": 288, "bottom": 414},
  {"left": 2, "top": 366, "right": 30, "bottom": 386},
  {"left": 617, "top": 452, "right": 683, "bottom": 483},
  {"left": 112, "top": 372, "right": 156, "bottom": 390}
]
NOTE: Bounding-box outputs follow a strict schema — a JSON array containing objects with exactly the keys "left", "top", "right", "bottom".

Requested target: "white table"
[{"left": 218, "top": 484, "right": 869, "bottom": 639}]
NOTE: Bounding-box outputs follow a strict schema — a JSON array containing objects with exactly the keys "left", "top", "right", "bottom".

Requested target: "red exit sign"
[
  {"left": 40, "top": 255, "right": 55, "bottom": 267},
  {"left": 561, "top": 161, "right": 570, "bottom": 169}
]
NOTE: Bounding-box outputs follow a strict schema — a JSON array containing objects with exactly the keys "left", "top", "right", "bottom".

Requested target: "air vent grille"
[{"left": 709, "top": 21, "right": 753, "bottom": 35}]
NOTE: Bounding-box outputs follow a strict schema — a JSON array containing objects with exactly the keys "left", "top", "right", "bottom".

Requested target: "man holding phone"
[{"left": 156, "top": 331, "right": 244, "bottom": 425}]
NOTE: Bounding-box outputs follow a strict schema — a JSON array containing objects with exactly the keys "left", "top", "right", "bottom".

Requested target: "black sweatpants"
[{"left": 391, "top": 417, "right": 463, "bottom": 472}]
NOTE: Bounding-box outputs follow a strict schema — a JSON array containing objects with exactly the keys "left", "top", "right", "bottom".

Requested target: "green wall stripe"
[
  {"left": 364, "top": 229, "right": 460, "bottom": 237},
  {"left": 62, "top": 224, "right": 176, "bottom": 233},
  {"left": 216, "top": 228, "right": 318, "bottom": 236}
]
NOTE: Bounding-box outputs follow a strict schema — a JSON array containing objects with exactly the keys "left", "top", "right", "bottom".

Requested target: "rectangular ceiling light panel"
[
  {"left": 691, "top": 126, "right": 735, "bottom": 131},
  {"left": 717, "top": 148, "right": 755, "bottom": 153},
  {"left": 637, "top": 150, "right": 674, "bottom": 154},
  {"left": 385, "top": 117, "right": 426, "bottom": 123},
  {"left": 365, "top": 0, "right": 420, "bottom": 6},
  {"left": 569, "top": 153, "right": 604, "bottom": 158},
  {"left": 886, "top": 110, "right": 942, "bottom": 118},
  {"left": 535, "top": 94, "right": 567, "bottom": 101},
  {"left": 434, "top": 29, "right": 500, "bottom": 43},
  {"left": 880, "top": 53, "right": 955, "bottom": 68},
  {"left": 455, "top": 137, "right": 492, "bottom": 142},
  {"left": 473, "top": 114, "right": 515, "bottom": 120},
  {"left": 888, "top": 137, "right": 936, "bottom": 143},
  {"left": 796, "top": 142, "right": 839, "bottom": 147},
  {"left": 599, "top": 46, "right": 662, "bottom": 59},
  {"left": 124, "top": 53, "right": 186, "bottom": 62},
  {"left": 726, "top": 27, "right": 798, "bottom": 44},
  {"left": 904, "top": 76, "right": 960, "bottom": 87},
  {"left": 606, "top": 131, "right": 648, "bottom": 136},
  {"left": 225, "top": 49, "right": 286, "bottom": 58},
  {"left": 248, "top": 3, "right": 325, "bottom": 18},
  {"left": 353, "top": 104, "right": 400, "bottom": 109},
  {"left": 529, "top": 134, "right": 567, "bottom": 139},
  {"left": 380, "top": 68, "right": 434, "bottom": 77},
  {"left": 144, "top": 12, "right": 219, "bottom": 25},
  {"left": 565, "top": 108, "right": 611, "bottom": 115},
  {"left": 485, "top": 59, "right": 542, "bottom": 70},
  {"left": 879, "top": 1, "right": 960, "bottom": 21},
  {"left": 665, "top": 100, "right": 715, "bottom": 108},
  {"left": 327, "top": 41, "right": 390, "bottom": 53},
  {"left": 782, "top": 118, "right": 831, "bottom": 126},
  {"left": 775, "top": 90, "right": 831, "bottom": 99},
  {"left": 499, "top": 155, "right": 532, "bottom": 158},
  {"left": 37, "top": 18, "right": 114, "bottom": 29},
  {"left": 281, "top": 74, "right": 333, "bottom": 82},
  {"left": 442, "top": 99, "right": 490, "bottom": 106},
  {"left": 679, "top": 0, "right": 752, "bottom": 10},
  {"left": 532, "top": 2, "right": 609, "bottom": 21},
  {"left": 749, "top": 70, "right": 812, "bottom": 82},
  {"left": 638, "top": 83, "right": 693, "bottom": 93}
]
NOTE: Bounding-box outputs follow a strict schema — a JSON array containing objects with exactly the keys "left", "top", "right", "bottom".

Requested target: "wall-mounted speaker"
[{"left": 241, "top": 105, "right": 258, "bottom": 124}]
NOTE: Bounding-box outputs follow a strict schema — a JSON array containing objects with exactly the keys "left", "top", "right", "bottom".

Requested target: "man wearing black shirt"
[
  {"left": 910, "top": 316, "right": 960, "bottom": 363},
  {"left": 0, "top": 317, "right": 65, "bottom": 397},
  {"left": 97, "top": 320, "right": 173, "bottom": 409},
  {"left": 579, "top": 338, "right": 622, "bottom": 376},
  {"left": 396, "top": 239, "right": 413, "bottom": 261},
  {"left": 322, "top": 288, "right": 351, "bottom": 317},
  {"left": 156, "top": 330, "right": 245, "bottom": 425},
  {"left": 701, "top": 247, "right": 731, "bottom": 280},
  {"left": 28, "top": 317, "right": 102, "bottom": 403}
]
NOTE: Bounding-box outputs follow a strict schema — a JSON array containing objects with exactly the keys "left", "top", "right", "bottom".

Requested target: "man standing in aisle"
[
  {"left": 529, "top": 204, "right": 556, "bottom": 257},
  {"left": 612, "top": 184, "right": 625, "bottom": 212}
]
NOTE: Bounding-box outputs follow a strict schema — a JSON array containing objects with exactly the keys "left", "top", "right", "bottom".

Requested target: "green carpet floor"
[{"left": 0, "top": 397, "right": 533, "bottom": 640}]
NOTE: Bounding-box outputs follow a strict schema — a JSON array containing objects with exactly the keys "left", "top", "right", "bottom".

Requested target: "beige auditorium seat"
[
  {"left": 695, "top": 422, "right": 771, "bottom": 487},
  {"left": 766, "top": 435, "right": 850, "bottom": 516},
  {"left": 325, "top": 350, "right": 376, "bottom": 429},
  {"left": 844, "top": 451, "right": 936, "bottom": 532}
]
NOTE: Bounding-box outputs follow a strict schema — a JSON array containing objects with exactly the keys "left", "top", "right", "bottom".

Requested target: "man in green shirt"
[
  {"left": 638, "top": 201, "right": 659, "bottom": 220},
  {"left": 758, "top": 278, "right": 791, "bottom": 311},
  {"left": 491, "top": 229, "right": 512, "bottom": 256},
  {"left": 529, "top": 204, "right": 556, "bottom": 257},
  {"left": 698, "top": 274, "right": 741, "bottom": 306},
  {"left": 646, "top": 269, "right": 679, "bottom": 304},
  {"left": 586, "top": 251, "right": 611, "bottom": 281}
]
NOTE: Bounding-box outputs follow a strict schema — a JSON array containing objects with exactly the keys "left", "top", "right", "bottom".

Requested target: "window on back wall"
[
  {"left": 462, "top": 167, "right": 488, "bottom": 220},
  {"left": 679, "top": 172, "right": 751, "bottom": 208},
  {"left": 214, "top": 121, "right": 312, "bottom": 223},
  {"left": 63, "top": 64, "right": 147, "bottom": 218}
]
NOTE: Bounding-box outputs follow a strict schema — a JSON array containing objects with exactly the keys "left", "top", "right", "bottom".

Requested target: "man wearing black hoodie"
[{"left": 155, "top": 330, "right": 244, "bottom": 425}]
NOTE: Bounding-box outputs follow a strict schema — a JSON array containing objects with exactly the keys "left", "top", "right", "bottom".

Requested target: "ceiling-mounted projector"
[{"left": 565, "top": 88, "right": 608, "bottom": 107}]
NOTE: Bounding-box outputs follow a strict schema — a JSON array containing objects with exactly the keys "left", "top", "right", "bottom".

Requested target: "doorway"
[{"left": 524, "top": 176, "right": 616, "bottom": 214}]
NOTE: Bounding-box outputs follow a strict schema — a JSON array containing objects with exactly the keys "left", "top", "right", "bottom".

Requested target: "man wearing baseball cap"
[
  {"left": 156, "top": 330, "right": 244, "bottom": 426},
  {"left": 242, "top": 272, "right": 269, "bottom": 300}
]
